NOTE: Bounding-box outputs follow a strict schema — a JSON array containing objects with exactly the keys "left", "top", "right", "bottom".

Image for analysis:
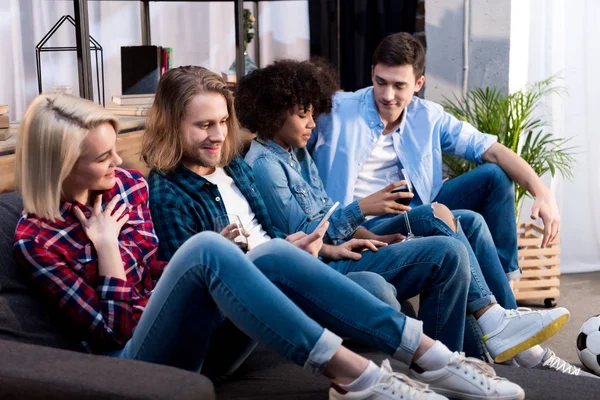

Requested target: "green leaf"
[{"left": 441, "top": 75, "right": 578, "bottom": 216}]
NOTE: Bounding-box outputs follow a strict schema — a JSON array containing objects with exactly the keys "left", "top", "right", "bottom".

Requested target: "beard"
[{"left": 182, "top": 146, "right": 222, "bottom": 169}]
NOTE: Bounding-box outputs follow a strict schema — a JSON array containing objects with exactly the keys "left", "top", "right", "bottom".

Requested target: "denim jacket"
[
  {"left": 245, "top": 139, "right": 365, "bottom": 245},
  {"left": 308, "top": 87, "right": 498, "bottom": 207}
]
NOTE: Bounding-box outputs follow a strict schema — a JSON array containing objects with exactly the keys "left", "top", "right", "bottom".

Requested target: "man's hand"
[
  {"left": 352, "top": 227, "right": 404, "bottom": 244},
  {"left": 358, "top": 181, "right": 414, "bottom": 217},
  {"left": 286, "top": 222, "right": 328, "bottom": 258},
  {"left": 531, "top": 189, "right": 560, "bottom": 247},
  {"left": 219, "top": 223, "right": 250, "bottom": 242},
  {"left": 321, "top": 239, "right": 387, "bottom": 261},
  {"left": 482, "top": 143, "right": 561, "bottom": 248}
]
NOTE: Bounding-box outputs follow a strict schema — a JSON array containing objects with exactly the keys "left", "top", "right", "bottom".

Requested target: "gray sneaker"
[{"left": 529, "top": 349, "right": 599, "bottom": 379}]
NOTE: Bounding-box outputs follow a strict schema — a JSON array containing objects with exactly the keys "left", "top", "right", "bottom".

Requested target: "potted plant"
[{"left": 441, "top": 76, "right": 577, "bottom": 306}]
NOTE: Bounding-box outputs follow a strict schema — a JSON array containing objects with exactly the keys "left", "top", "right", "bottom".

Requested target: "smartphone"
[{"left": 316, "top": 201, "right": 340, "bottom": 229}]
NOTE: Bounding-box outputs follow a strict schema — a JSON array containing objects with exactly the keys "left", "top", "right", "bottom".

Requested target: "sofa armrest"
[{"left": 0, "top": 339, "right": 215, "bottom": 399}]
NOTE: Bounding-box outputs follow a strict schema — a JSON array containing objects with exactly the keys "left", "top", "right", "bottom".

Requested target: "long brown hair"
[{"left": 142, "top": 66, "right": 242, "bottom": 171}]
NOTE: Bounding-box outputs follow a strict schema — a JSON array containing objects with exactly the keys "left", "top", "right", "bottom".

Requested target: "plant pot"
[
  {"left": 227, "top": 52, "right": 257, "bottom": 76},
  {"left": 512, "top": 222, "right": 561, "bottom": 307}
]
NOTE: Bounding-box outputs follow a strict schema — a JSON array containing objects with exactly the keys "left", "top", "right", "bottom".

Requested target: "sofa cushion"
[
  {"left": 0, "top": 192, "right": 75, "bottom": 349},
  {"left": 0, "top": 338, "right": 215, "bottom": 399}
]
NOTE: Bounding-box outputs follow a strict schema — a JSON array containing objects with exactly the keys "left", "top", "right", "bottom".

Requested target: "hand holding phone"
[{"left": 316, "top": 201, "right": 340, "bottom": 230}]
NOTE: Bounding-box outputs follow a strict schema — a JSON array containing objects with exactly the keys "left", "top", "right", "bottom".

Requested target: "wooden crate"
[{"left": 512, "top": 222, "right": 561, "bottom": 306}]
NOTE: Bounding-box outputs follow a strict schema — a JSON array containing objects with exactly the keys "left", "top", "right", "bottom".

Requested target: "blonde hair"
[
  {"left": 142, "top": 66, "right": 242, "bottom": 171},
  {"left": 16, "top": 93, "right": 118, "bottom": 221}
]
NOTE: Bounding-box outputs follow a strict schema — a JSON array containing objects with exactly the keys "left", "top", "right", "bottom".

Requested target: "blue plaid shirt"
[{"left": 148, "top": 158, "right": 285, "bottom": 261}]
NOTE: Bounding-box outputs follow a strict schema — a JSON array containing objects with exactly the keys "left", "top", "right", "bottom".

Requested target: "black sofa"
[{"left": 1, "top": 191, "right": 599, "bottom": 400}]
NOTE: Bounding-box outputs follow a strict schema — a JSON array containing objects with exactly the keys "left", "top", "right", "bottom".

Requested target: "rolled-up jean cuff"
[
  {"left": 506, "top": 268, "right": 522, "bottom": 281},
  {"left": 393, "top": 317, "right": 423, "bottom": 364},
  {"left": 467, "top": 294, "right": 497, "bottom": 314},
  {"left": 303, "top": 328, "right": 343, "bottom": 375}
]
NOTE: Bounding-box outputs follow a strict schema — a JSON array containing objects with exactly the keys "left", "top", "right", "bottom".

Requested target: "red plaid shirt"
[{"left": 13, "top": 168, "right": 167, "bottom": 353}]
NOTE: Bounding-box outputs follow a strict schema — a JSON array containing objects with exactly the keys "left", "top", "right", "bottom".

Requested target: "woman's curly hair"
[{"left": 235, "top": 58, "right": 339, "bottom": 141}]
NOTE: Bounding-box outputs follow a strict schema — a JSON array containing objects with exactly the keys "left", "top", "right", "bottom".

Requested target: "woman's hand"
[
  {"left": 352, "top": 227, "right": 404, "bottom": 244},
  {"left": 73, "top": 194, "right": 129, "bottom": 280},
  {"left": 321, "top": 239, "right": 387, "bottom": 261},
  {"left": 73, "top": 194, "right": 129, "bottom": 249}
]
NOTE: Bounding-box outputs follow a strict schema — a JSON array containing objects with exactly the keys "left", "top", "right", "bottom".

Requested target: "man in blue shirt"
[{"left": 309, "top": 32, "right": 561, "bottom": 284}]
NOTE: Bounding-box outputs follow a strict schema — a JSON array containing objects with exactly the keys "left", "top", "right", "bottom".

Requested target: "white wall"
[
  {"left": 424, "top": 0, "right": 512, "bottom": 103},
  {"left": 511, "top": 0, "right": 600, "bottom": 274},
  {"left": 0, "top": 0, "right": 310, "bottom": 122}
]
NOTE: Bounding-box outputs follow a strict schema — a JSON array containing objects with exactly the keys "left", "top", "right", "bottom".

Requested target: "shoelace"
[
  {"left": 379, "top": 360, "right": 433, "bottom": 399},
  {"left": 448, "top": 352, "right": 506, "bottom": 392},
  {"left": 505, "top": 307, "right": 533, "bottom": 318},
  {"left": 543, "top": 352, "right": 581, "bottom": 375}
]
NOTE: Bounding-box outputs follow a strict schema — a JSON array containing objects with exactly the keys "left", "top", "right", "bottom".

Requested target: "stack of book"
[
  {"left": 0, "top": 105, "right": 9, "bottom": 141},
  {"left": 105, "top": 94, "right": 154, "bottom": 117}
]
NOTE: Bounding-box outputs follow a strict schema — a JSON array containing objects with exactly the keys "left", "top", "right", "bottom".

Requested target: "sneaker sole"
[
  {"left": 490, "top": 313, "right": 570, "bottom": 363},
  {"left": 430, "top": 387, "right": 525, "bottom": 400}
]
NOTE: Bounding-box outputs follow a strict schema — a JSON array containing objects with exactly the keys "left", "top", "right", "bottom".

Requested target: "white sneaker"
[
  {"left": 523, "top": 348, "right": 599, "bottom": 379},
  {"left": 409, "top": 352, "right": 525, "bottom": 400},
  {"left": 329, "top": 360, "right": 447, "bottom": 400},
  {"left": 484, "top": 307, "right": 570, "bottom": 363}
]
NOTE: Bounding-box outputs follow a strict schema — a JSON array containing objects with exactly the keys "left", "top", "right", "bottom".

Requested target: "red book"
[{"left": 161, "top": 47, "right": 168, "bottom": 76}]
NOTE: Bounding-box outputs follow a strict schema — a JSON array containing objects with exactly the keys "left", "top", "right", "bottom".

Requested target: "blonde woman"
[{"left": 10, "top": 93, "right": 479, "bottom": 400}]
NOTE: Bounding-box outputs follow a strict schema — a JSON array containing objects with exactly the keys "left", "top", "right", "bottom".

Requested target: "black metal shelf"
[{"left": 72, "top": 0, "right": 297, "bottom": 101}]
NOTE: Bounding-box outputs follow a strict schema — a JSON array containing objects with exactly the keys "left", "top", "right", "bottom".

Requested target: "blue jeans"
[
  {"left": 364, "top": 205, "right": 497, "bottom": 313},
  {"left": 363, "top": 205, "right": 506, "bottom": 358},
  {"left": 109, "top": 232, "right": 422, "bottom": 372},
  {"left": 434, "top": 163, "right": 521, "bottom": 280},
  {"left": 326, "top": 236, "right": 470, "bottom": 353}
]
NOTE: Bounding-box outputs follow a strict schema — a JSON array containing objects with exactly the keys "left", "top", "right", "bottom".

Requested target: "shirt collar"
[
  {"left": 166, "top": 159, "right": 245, "bottom": 189},
  {"left": 256, "top": 138, "right": 296, "bottom": 161},
  {"left": 171, "top": 164, "right": 210, "bottom": 188},
  {"left": 364, "top": 87, "right": 408, "bottom": 134}
]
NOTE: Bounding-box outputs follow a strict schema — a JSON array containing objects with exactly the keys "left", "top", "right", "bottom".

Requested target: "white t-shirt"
[
  {"left": 203, "top": 168, "right": 271, "bottom": 250},
  {"left": 353, "top": 132, "right": 400, "bottom": 203}
]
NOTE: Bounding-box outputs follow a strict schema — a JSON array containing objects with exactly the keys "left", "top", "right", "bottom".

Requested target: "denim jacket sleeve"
[
  {"left": 251, "top": 156, "right": 364, "bottom": 244},
  {"left": 439, "top": 109, "right": 497, "bottom": 164}
]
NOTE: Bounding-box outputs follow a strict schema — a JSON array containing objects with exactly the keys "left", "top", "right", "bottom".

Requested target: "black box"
[{"left": 121, "top": 45, "right": 162, "bottom": 95}]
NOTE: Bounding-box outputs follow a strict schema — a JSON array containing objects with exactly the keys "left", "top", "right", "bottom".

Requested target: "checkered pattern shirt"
[
  {"left": 13, "top": 168, "right": 166, "bottom": 353},
  {"left": 148, "top": 157, "right": 285, "bottom": 262}
]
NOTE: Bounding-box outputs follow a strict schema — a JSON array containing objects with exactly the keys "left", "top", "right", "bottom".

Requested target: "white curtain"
[
  {"left": 0, "top": 0, "right": 309, "bottom": 123},
  {"left": 511, "top": 0, "right": 600, "bottom": 273}
]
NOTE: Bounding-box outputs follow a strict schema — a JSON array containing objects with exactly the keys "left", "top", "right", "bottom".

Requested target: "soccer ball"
[{"left": 576, "top": 315, "right": 600, "bottom": 375}]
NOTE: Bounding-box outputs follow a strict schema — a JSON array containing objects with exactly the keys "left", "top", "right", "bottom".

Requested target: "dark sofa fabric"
[
  {"left": 0, "top": 338, "right": 215, "bottom": 400},
  {"left": 0, "top": 192, "right": 215, "bottom": 399},
  {"left": 0, "top": 192, "right": 76, "bottom": 349}
]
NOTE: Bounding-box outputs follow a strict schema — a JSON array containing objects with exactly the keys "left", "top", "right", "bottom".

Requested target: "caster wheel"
[{"left": 544, "top": 298, "right": 557, "bottom": 308}]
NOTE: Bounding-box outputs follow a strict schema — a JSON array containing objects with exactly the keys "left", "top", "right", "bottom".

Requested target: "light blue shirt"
[
  {"left": 308, "top": 87, "right": 498, "bottom": 207},
  {"left": 245, "top": 139, "right": 365, "bottom": 245}
]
